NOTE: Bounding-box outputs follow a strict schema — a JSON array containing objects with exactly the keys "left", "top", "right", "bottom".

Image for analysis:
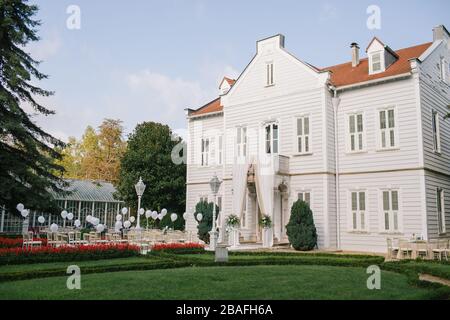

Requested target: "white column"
[
  {"left": 78, "top": 201, "right": 81, "bottom": 220},
  {"left": 32, "top": 210, "right": 36, "bottom": 227},
  {"left": 104, "top": 203, "right": 108, "bottom": 226},
  {"left": 0, "top": 206, "right": 5, "bottom": 233}
]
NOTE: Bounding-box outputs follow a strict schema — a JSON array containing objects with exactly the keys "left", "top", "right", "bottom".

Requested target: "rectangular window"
[
  {"left": 236, "top": 127, "right": 247, "bottom": 158},
  {"left": 266, "top": 62, "right": 274, "bottom": 86},
  {"left": 437, "top": 188, "right": 446, "bottom": 234},
  {"left": 296, "top": 116, "right": 310, "bottom": 154},
  {"left": 348, "top": 113, "right": 364, "bottom": 151},
  {"left": 200, "top": 196, "right": 208, "bottom": 203},
  {"left": 350, "top": 191, "right": 366, "bottom": 231},
  {"left": 298, "top": 192, "right": 311, "bottom": 205},
  {"left": 201, "top": 138, "right": 210, "bottom": 166},
  {"left": 382, "top": 190, "right": 399, "bottom": 232},
  {"left": 432, "top": 110, "right": 441, "bottom": 153},
  {"left": 265, "top": 123, "right": 279, "bottom": 154},
  {"left": 371, "top": 52, "right": 382, "bottom": 73},
  {"left": 379, "top": 108, "right": 396, "bottom": 149},
  {"left": 217, "top": 135, "right": 223, "bottom": 165}
]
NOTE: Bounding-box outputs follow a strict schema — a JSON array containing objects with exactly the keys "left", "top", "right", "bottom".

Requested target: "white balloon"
[
  {"left": 50, "top": 223, "right": 58, "bottom": 232},
  {"left": 74, "top": 219, "right": 81, "bottom": 227},
  {"left": 67, "top": 212, "right": 74, "bottom": 221},
  {"left": 151, "top": 211, "right": 158, "bottom": 219},
  {"left": 86, "top": 215, "right": 92, "bottom": 223},
  {"left": 16, "top": 203, "right": 24, "bottom": 212},
  {"left": 130, "top": 216, "right": 136, "bottom": 223},
  {"left": 139, "top": 208, "right": 145, "bottom": 216},
  {"left": 121, "top": 207, "right": 128, "bottom": 215},
  {"left": 145, "top": 210, "right": 152, "bottom": 218},
  {"left": 116, "top": 214, "right": 122, "bottom": 221},
  {"left": 157, "top": 214, "right": 163, "bottom": 220},
  {"left": 123, "top": 220, "right": 131, "bottom": 228},
  {"left": 38, "top": 216, "right": 45, "bottom": 224},
  {"left": 196, "top": 213, "right": 203, "bottom": 222},
  {"left": 96, "top": 224, "right": 105, "bottom": 233},
  {"left": 170, "top": 213, "right": 178, "bottom": 222},
  {"left": 92, "top": 217, "right": 99, "bottom": 226},
  {"left": 182, "top": 212, "right": 188, "bottom": 220},
  {"left": 21, "top": 209, "right": 29, "bottom": 218},
  {"left": 161, "top": 208, "right": 168, "bottom": 216},
  {"left": 61, "top": 210, "right": 68, "bottom": 219}
]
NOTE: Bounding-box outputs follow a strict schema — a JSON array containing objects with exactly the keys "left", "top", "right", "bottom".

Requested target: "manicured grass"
[{"left": 0, "top": 265, "right": 441, "bottom": 300}]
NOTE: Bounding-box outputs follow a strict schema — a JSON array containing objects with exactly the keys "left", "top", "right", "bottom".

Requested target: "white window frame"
[
  {"left": 295, "top": 116, "right": 311, "bottom": 155},
  {"left": 369, "top": 51, "right": 385, "bottom": 75},
  {"left": 437, "top": 188, "right": 446, "bottom": 234},
  {"left": 432, "top": 110, "right": 441, "bottom": 154},
  {"left": 200, "top": 138, "right": 210, "bottom": 167},
  {"left": 349, "top": 190, "right": 367, "bottom": 232},
  {"left": 380, "top": 189, "right": 401, "bottom": 233},
  {"left": 236, "top": 126, "right": 247, "bottom": 160},
  {"left": 217, "top": 135, "right": 224, "bottom": 165},
  {"left": 266, "top": 61, "right": 274, "bottom": 86},
  {"left": 265, "top": 122, "right": 279, "bottom": 155},
  {"left": 377, "top": 106, "right": 398, "bottom": 150},
  {"left": 297, "top": 191, "right": 311, "bottom": 206},
  {"left": 347, "top": 112, "right": 365, "bottom": 153}
]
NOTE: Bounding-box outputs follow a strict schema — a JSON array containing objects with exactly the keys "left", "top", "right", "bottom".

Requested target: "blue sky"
[{"left": 28, "top": 0, "right": 449, "bottom": 141}]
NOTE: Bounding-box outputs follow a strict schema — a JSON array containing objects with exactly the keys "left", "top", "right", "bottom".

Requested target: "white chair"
[
  {"left": 398, "top": 239, "right": 413, "bottom": 259},
  {"left": 386, "top": 238, "right": 399, "bottom": 259}
]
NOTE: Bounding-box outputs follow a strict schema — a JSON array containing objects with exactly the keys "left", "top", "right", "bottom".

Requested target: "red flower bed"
[
  {"left": 0, "top": 244, "right": 140, "bottom": 265},
  {"left": 151, "top": 242, "right": 205, "bottom": 254},
  {"left": 0, "top": 237, "right": 47, "bottom": 248}
]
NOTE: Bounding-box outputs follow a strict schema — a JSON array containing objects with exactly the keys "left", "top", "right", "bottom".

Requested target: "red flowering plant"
[
  {"left": 151, "top": 242, "right": 205, "bottom": 254},
  {"left": 0, "top": 244, "right": 140, "bottom": 265},
  {"left": 0, "top": 237, "right": 47, "bottom": 248}
]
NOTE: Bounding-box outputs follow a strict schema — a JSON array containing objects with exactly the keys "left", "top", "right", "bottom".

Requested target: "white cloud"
[
  {"left": 26, "top": 30, "right": 62, "bottom": 61},
  {"left": 318, "top": 3, "right": 338, "bottom": 22}
]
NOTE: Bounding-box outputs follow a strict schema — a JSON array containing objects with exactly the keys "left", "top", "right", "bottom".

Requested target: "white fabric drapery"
[
  {"left": 232, "top": 162, "right": 249, "bottom": 221},
  {"left": 254, "top": 155, "right": 274, "bottom": 220}
]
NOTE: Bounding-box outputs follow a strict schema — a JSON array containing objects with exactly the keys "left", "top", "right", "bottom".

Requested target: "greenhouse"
[{"left": 0, "top": 179, "right": 126, "bottom": 234}]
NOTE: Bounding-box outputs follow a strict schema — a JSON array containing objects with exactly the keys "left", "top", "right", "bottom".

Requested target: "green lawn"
[{"left": 0, "top": 265, "right": 441, "bottom": 300}]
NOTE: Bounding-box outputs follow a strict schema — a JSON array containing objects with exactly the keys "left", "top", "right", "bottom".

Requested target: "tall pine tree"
[{"left": 0, "top": 0, "right": 65, "bottom": 213}]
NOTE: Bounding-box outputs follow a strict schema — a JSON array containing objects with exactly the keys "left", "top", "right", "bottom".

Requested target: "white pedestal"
[
  {"left": 215, "top": 244, "right": 229, "bottom": 262},
  {"left": 262, "top": 227, "right": 273, "bottom": 248},
  {"left": 228, "top": 228, "right": 240, "bottom": 248},
  {"left": 209, "top": 230, "right": 219, "bottom": 251}
]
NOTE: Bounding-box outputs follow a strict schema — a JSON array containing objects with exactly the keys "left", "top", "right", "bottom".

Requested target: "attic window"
[
  {"left": 266, "top": 62, "right": 274, "bottom": 86},
  {"left": 370, "top": 52, "right": 383, "bottom": 74},
  {"left": 440, "top": 57, "right": 449, "bottom": 84}
]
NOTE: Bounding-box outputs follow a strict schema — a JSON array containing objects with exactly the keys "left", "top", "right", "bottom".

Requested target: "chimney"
[
  {"left": 433, "top": 25, "right": 450, "bottom": 43},
  {"left": 351, "top": 42, "right": 360, "bottom": 67}
]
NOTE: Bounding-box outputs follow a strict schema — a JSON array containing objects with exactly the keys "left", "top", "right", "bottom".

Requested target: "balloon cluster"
[{"left": 16, "top": 203, "right": 29, "bottom": 218}]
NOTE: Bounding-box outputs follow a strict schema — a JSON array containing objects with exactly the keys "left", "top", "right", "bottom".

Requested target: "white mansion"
[{"left": 184, "top": 25, "right": 450, "bottom": 253}]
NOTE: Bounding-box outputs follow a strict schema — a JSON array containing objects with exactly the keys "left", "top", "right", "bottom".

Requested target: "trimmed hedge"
[
  {"left": 151, "top": 242, "right": 205, "bottom": 255},
  {"left": 0, "top": 244, "right": 140, "bottom": 265}
]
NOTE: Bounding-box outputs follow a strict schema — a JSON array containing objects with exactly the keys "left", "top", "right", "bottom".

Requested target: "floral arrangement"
[
  {"left": 0, "top": 244, "right": 140, "bottom": 265},
  {"left": 0, "top": 237, "right": 47, "bottom": 248},
  {"left": 259, "top": 215, "right": 272, "bottom": 228},
  {"left": 151, "top": 242, "right": 205, "bottom": 254},
  {"left": 226, "top": 214, "right": 240, "bottom": 228}
]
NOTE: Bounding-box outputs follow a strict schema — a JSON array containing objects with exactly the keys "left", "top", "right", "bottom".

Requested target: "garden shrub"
[
  {"left": 0, "top": 244, "right": 140, "bottom": 265},
  {"left": 194, "top": 200, "right": 219, "bottom": 244},
  {"left": 286, "top": 200, "right": 317, "bottom": 251},
  {"left": 151, "top": 242, "right": 205, "bottom": 254}
]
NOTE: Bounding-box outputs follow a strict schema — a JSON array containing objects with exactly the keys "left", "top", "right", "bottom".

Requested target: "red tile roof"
[
  {"left": 323, "top": 42, "right": 432, "bottom": 87},
  {"left": 189, "top": 42, "right": 433, "bottom": 116},
  {"left": 190, "top": 97, "right": 222, "bottom": 116}
]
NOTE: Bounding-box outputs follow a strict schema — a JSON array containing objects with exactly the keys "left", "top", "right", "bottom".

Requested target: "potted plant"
[
  {"left": 225, "top": 214, "right": 240, "bottom": 247},
  {"left": 259, "top": 215, "right": 273, "bottom": 248}
]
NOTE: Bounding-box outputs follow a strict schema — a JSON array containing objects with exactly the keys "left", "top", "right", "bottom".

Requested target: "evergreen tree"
[
  {"left": 116, "top": 122, "right": 186, "bottom": 220},
  {"left": 194, "top": 200, "right": 219, "bottom": 244},
  {"left": 0, "top": 0, "right": 65, "bottom": 213},
  {"left": 286, "top": 200, "right": 318, "bottom": 251}
]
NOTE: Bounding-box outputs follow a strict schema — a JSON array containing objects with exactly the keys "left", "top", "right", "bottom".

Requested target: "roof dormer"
[
  {"left": 219, "top": 77, "right": 236, "bottom": 96},
  {"left": 366, "top": 37, "right": 399, "bottom": 75}
]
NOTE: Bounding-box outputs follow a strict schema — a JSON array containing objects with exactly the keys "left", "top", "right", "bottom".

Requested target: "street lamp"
[
  {"left": 209, "top": 173, "right": 222, "bottom": 250},
  {"left": 134, "top": 177, "right": 146, "bottom": 229}
]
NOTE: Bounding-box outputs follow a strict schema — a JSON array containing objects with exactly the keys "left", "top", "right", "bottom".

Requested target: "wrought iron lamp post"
[
  {"left": 134, "top": 177, "right": 146, "bottom": 230},
  {"left": 209, "top": 173, "right": 222, "bottom": 250}
]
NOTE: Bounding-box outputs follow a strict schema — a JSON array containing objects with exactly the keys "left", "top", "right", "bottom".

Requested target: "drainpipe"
[{"left": 331, "top": 86, "right": 341, "bottom": 249}]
